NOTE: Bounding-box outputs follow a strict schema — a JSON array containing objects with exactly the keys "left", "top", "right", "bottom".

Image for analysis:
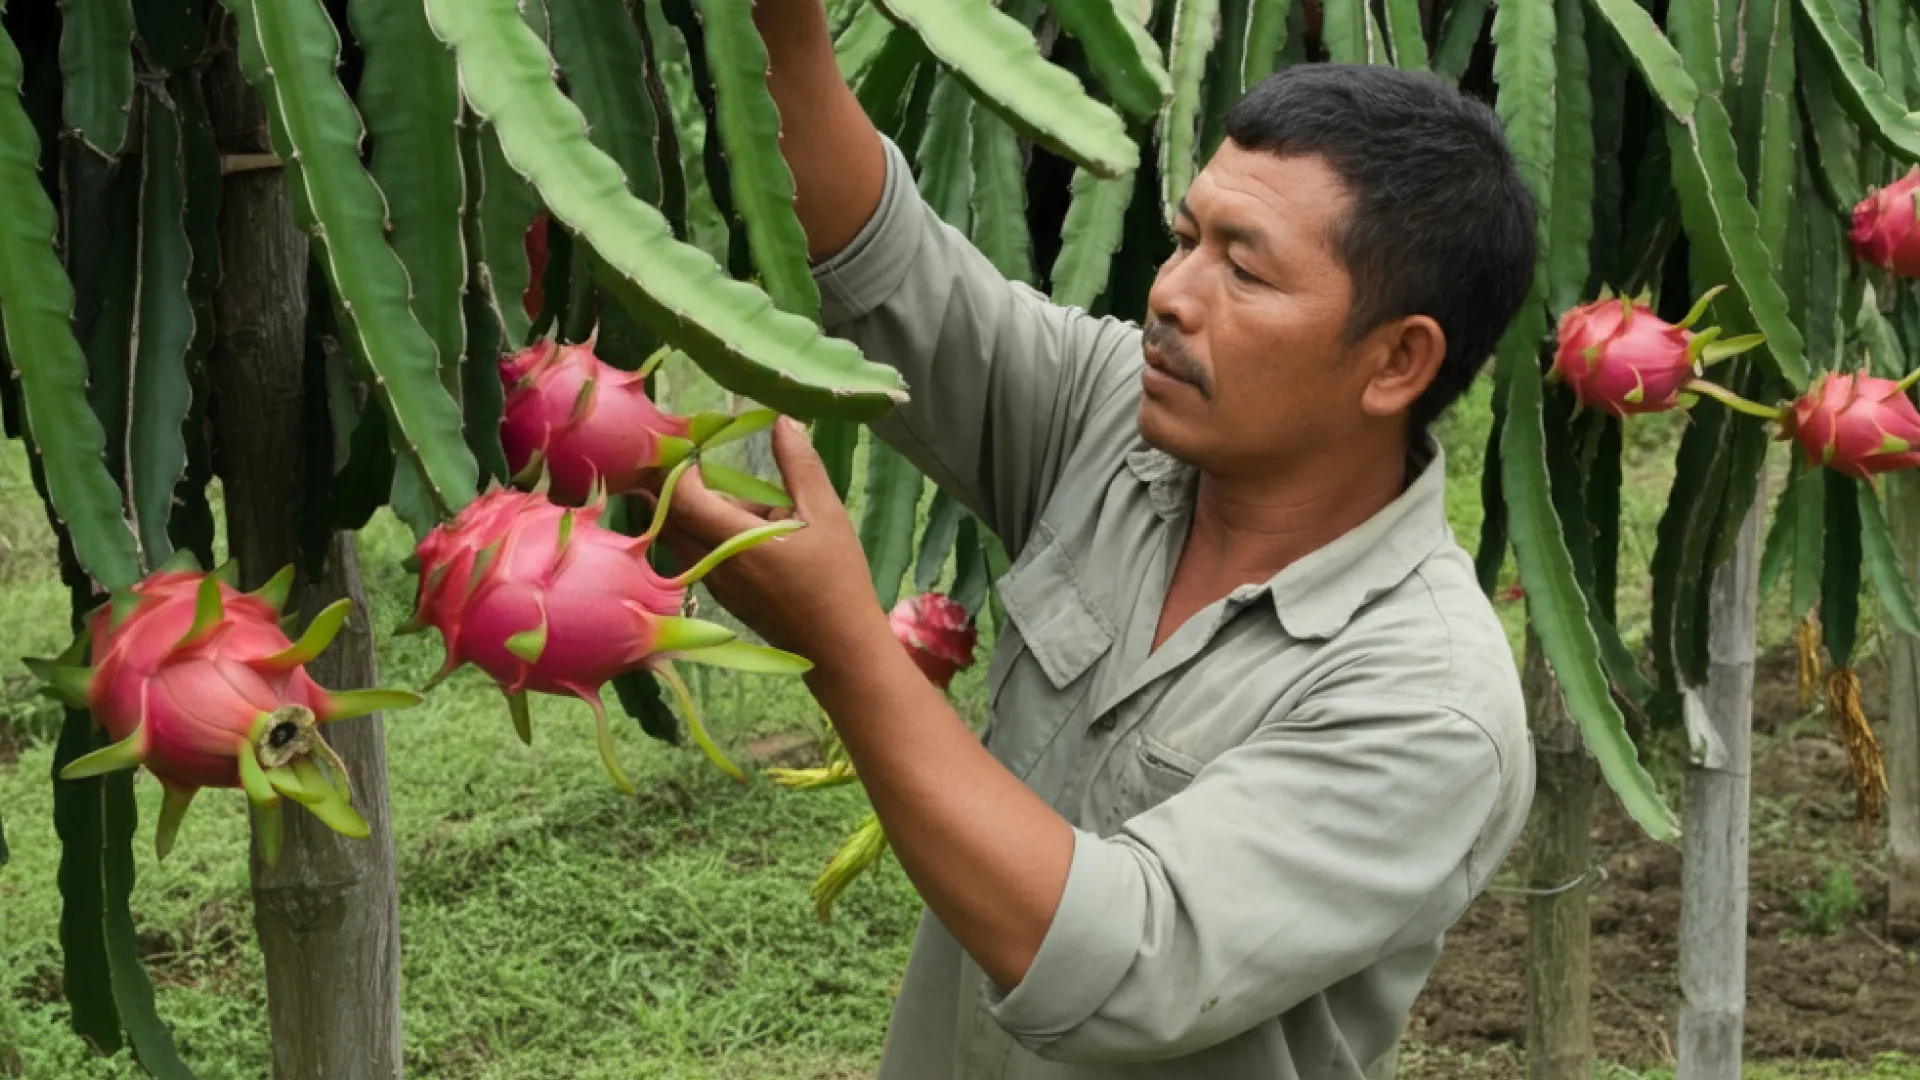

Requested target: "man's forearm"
[
  {"left": 752, "top": 0, "right": 887, "bottom": 263},
  {"left": 805, "top": 611, "right": 1075, "bottom": 991}
]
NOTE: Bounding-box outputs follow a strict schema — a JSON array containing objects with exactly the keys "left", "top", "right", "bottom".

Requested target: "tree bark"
[
  {"left": 1521, "top": 630, "right": 1597, "bottom": 1080},
  {"left": 1676, "top": 495, "right": 1761, "bottom": 1080},
  {"left": 1886, "top": 470, "right": 1920, "bottom": 942},
  {"left": 203, "top": 17, "right": 404, "bottom": 1080}
]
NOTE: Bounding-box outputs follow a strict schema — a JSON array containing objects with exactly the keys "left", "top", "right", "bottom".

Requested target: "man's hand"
[
  {"left": 655, "top": 417, "right": 893, "bottom": 671},
  {"left": 654, "top": 419, "right": 1075, "bottom": 994}
]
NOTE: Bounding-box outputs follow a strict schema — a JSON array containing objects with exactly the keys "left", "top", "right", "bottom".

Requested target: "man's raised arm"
[
  {"left": 753, "top": 0, "right": 888, "bottom": 263},
  {"left": 752, "top": 1, "right": 1142, "bottom": 555}
]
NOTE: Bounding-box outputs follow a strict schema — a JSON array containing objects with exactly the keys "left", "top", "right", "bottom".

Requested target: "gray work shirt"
[{"left": 812, "top": 136, "right": 1535, "bottom": 1080}]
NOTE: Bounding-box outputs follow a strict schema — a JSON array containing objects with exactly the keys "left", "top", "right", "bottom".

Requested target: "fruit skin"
[
  {"left": 28, "top": 558, "right": 421, "bottom": 863},
  {"left": 499, "top": 337, "right": 694, "bottom": 507},
  {"left": 1850, "top": 167, "right": 1920, "bottom": 277},
  {"left": 1779, "top": 371, "right": 1920, "bottom": 479},
  {"left": 1551, "top": 296, "right": 1700, "bottom": 417},
  {"left": 888, "top": 593, "right": 978, "bottom": 690}
]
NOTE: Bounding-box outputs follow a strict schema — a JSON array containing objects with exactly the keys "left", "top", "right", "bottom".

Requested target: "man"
[{"left": 656, "top": 5, "right": 1540, "bottom": 1076}]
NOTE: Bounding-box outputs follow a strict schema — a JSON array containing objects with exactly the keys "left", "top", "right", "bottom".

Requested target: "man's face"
[{"left": 1137, "top": 143, "right": 1389, "bottom": 477}]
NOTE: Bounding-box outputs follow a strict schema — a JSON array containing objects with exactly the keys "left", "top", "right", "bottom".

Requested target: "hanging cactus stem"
[
  {"left": 658, "top": 662, "right": 745, "bottom": 783},
  {"left": 507, "top": 690, "right": 533, "bottom": 746},
  {"left": 673, "top": 520, "right": 807, "bottom": 587},
  {"left": 154, "top": 783, "right": 196, "bottom": 861}
]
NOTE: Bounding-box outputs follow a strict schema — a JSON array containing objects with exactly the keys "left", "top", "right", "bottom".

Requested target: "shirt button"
[{"left": 1089, "top": 713, "right": 1117, "bottom": 735}]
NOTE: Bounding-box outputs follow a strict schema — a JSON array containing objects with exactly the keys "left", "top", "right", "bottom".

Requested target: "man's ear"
[{"left": 1359, "top": 315, "right": 1447, "bottom": 419}]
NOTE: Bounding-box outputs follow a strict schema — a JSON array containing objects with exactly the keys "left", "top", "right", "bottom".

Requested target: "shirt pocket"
[
  {"left": 985, "top": 524, "right": 1114, "bottom": 781},
  {"left": 1092, "top": 727, "right": 1203, "bottom": 835}
]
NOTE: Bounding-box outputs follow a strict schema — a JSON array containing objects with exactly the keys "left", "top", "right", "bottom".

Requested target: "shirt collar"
[{"left": 1124, "top": 435, "right": 1453, "bottom": 641}]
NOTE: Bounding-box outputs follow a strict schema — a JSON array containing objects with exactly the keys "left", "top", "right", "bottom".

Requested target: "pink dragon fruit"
[
  {"left": 1779, "top": 371, "right": 1920, "bottom": 479},
  {"left": 28, "top": 555, "right": 420, "bottom": 864},
  {"left": 499, "top": 333, "right": 786, "bottom": 509},
  {"left": 1550, "top": 286, "right": 1762, "bottom": 417},
  {"left": 889, "top": 593, "right": 978, "bottom": 690},
  {"left": 1851, "top": 167, "right": 1920, "bottom": 277},
  {"left": 405, "top": 462, "right": 812, "bottom": 793}
]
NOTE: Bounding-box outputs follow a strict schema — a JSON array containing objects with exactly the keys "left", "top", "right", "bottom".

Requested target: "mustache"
[{"left": 1143, "top": 318, "right": 1212, "bottom": 399}]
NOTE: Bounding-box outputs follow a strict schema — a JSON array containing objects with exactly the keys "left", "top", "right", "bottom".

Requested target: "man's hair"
[{"left": 1223, "top": 63, "right": 1537, "bottom": 433}]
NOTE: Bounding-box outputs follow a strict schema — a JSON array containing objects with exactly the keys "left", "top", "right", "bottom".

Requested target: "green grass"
[{"left": 0, "top": 368, "right": 1903, "bottom": 1079}]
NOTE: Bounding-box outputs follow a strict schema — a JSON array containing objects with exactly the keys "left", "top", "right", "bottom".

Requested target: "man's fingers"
[
  {"left": 660, "top": 467, "right": 769, "bottom": 547},
  {"left": 770, "top": 417, "right": 840, "bottom": 513}
]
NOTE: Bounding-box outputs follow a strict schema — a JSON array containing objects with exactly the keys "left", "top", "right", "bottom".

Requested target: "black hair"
[{"left": 1223, "top": 63, "right": 1537, "bottom": 432}]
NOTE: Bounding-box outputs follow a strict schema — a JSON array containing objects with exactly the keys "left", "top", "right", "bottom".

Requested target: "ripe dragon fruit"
[
  {"left": 1778, "top": 371, "right": 1920, "bottom": 479},
  {"left": 26, "top": 553, "right": 420, "bottom": 864},
  {"left": 1850, "top": 167, "right": 1920, "bottom": 277},
  {"left": 888, "top": 592, "right": 978, "bottom": 691},
  {"left": 404, "top": 461, "right": 811, "bottom": 793},
  {"left": 1550, "top": 286, "right": 1763, "bottom": 417},
  {"left": 499, "top": 333, "right": 788, "bottom": 510}
]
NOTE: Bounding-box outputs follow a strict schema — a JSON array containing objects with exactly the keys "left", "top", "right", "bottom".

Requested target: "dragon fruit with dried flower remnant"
[
  {"left": 403, "top": 460, "right": 814, "bottom": 793},
  {"left": 1549, "top": 285, "right": 1764, "bottom": 418},
  {"left": 498, "top": 332, "right": 790, "bottom": 509},
  {"left": 26, "top": 553, "right": 421, "bottom": 864},
  {"left": 889, "top": 592, "right": 978, "bottom": 690}
]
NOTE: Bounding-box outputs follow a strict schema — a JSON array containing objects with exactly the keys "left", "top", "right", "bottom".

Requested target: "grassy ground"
[{"left": 0, "top": 370, "right": 1912, "bottom": 1079}]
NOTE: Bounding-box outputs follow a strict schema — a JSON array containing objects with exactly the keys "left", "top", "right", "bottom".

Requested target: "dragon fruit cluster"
[{"left": 1550, "top": 286, "right": 1920, "bottom": 481}]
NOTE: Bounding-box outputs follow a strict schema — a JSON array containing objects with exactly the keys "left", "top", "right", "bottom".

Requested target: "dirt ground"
[{"left": 1405, "top": 645, "right": 1920, "bottom": 1075}]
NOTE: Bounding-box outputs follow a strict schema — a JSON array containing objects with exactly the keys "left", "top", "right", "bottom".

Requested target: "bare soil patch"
[{"left": 1406, "top": 646, "right": 1920, "bottom": 1075}]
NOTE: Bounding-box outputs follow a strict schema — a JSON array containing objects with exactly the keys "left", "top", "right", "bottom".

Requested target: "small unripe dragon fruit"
[
  {"left": 499, "top": 333, "right": 787, "bottom": 510},
  {"left": 1850, "top": 167, "right": 1920, "bottom": 277},
  {"left": 1550, "top": 286, "right": 1763, "bottom": 417},
  {"left": 888, "top": 593, "right": 978, "bottom": 691},
  {"left": 26, "top": 553, "right": 420, "bottom": 864},
  {"left": 404, "top": 461, "right": 812, "bottom": 792},
  {"left": 1778, "top": 371, "right": 1920, "bottom": 479}
]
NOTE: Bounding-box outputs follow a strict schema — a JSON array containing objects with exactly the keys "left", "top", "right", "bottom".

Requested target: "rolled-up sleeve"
[
  {"left": 982, "top": 696, "right": 1505, "bottom": 1064},
  {"left": 812, "top": 136, "right": 1141, "bottom": 555}
]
